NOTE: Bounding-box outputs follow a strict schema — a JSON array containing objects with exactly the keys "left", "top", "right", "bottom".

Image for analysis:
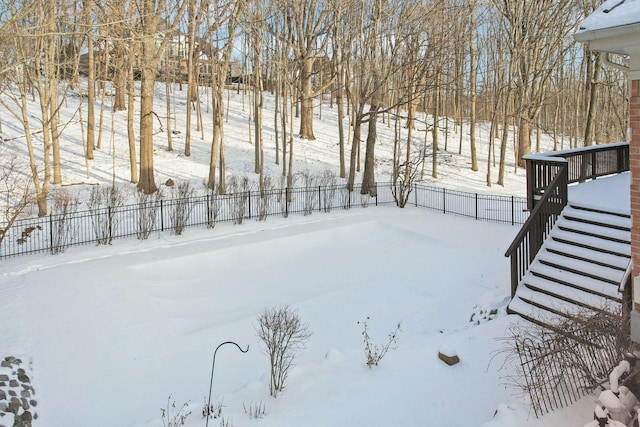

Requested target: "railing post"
[
  {"left": 108, "top": 206, "right": 113, "bottom": 243},
  {"left": 206, "top": 193, "right": 211, "bottom": 226},
  {"left": 248, "top": 191, "right": 252, "bottom": 219},
  {"left": 318, "top": 186, "right": 322, "bottom": 212},
  {"left": 443, "top": 188, "right": 446, "bottom": 214},
  {"left": 160, "top": 199, "right": 164, "bottom": 232},
  {"left": 511, "top": 195, "right": 515, "bottom": 226},
  {"left": 475, "top": 193, "right": 478, "bottom": 220},
  {"left": 49, "top": 213, "right": 54, "bottom": 254}
]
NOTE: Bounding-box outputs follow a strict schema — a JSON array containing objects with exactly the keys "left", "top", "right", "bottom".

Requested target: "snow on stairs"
[{"left": 508, "top": 203, "right": 630, "bottom": 329}]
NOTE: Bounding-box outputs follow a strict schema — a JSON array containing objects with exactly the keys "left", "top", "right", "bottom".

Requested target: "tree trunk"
[
  {"left": 86, "top": 30, "right": 95, "bottom": 160},
  {"left": 517, "top": 116, "right": 531, "bottom": 168},
  {"left": 127, "top": 59, "right": 138, "bottom": 184},
  {"left": 298, "top": 58, "right": 316, "bottom": 140},
  {"left": 137, "top": 66, "right": 158, "bottom": 194},
  {"left": 584, "top": 51, "right": 602, "bottom": 147},
  {"left": 361, "top": 106, "right": 379, "bottom": 197}
]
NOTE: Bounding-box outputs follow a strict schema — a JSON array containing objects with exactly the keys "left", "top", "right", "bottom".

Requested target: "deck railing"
[
  {"left": 525, "top": 142, "right": 629, "bottom": 210},
  {"left": 507, "top": 142, "right": 630, "bottom": 297}
]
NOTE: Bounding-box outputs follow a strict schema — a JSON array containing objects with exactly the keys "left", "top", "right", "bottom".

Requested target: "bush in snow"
[
  {"left": 88, "top": 185, "right": 126, "bottom": 245},
  {"left": 161, "top": 396, "right": 191, "bottom": 427},
  {"left": 257, "top": 175, "right": 274, "bottom": 221},
  {"left": 243, "top": 401, "right": 266, "bottom": 419},
  {"left": 299, "top": 171, "right": 317, "bottom": 215},
  {"left": 256, "top": 306, "right": 312, "bottom": 397},
  {"left": 359, "top": 317, "right": 401, "bottom": 368},
  {"left": 50, "top": 189, "right": 80, "bottom": 254},
  {"left": 227, "top": 175, "right": 249, "bottom": 225},
  {"left": 135, "top": 189, "right": 162, "bottom": 240},
  {"left": 168, "top": 181, "right": 195, "bottom": 235}
]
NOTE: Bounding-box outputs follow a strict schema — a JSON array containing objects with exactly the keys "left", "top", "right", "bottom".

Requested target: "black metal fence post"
[
  {"left": 443, "top": 188, "right": 446, "bottom": 214},
  {"left": 475, "top": 193, "right": 478, "bottom": 220},
  {"left": 49, "top": 213, "right": 54, "bottom": 254},
  {"left": 108, "top": 206, "right": 113, "bottom": 243},
  {"left": 160, "top": 199, "right": 164, "bottom": 232}
]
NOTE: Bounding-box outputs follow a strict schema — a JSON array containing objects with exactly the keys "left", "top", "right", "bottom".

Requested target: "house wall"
[
  {"left": 630, "top": 79, "right": 640, "bottom": 342},
  {"left": 632, "top": 79, "right": 640, "bottom": 292}
]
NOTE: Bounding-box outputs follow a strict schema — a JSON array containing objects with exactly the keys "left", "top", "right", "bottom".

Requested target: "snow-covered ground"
[
  {"left": 0, "top": 83, "right": 614, "bottom": 426},
  {"left": 0, "top": 206, "right": 597, "bottom": 427}
]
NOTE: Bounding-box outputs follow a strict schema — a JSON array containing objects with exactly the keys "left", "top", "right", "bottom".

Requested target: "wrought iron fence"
[
  {"left": 0, "top": 182, "right": 528, "bottom": 259},
  {"left": 515, "top": 325, "right": 620, "bottom": 418}
]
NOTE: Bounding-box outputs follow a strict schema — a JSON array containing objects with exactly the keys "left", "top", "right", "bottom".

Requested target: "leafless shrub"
[
  {"left": 219, "top": 417, "right": 233, "bottom": 427},
  {"left": 299, "top": 171, "right": 317, "bottom": 215},
  {"left": 496, "top": 306, "right": 626, "bottom": 417},
  {"left": 256, "top": 306, "right": 312, "bottom": 397},
  {"left": 206, "top": 188, "right": 220, "bottom": 229},
  {"left": 136, "top": 190, "right": 162, "bottom": 240},
  {"left": 339, "top": 186, "right": 351, "bottom": 209},
  {"left": 243, "top": 401, "right": 266, "bottom": 419},
  {"left": 50, "top": 189, "right": 80, "bottom": 254},
  {"left": 88, "top": 185, "right": 125, "bottom": 245},
  {"left": 202, "top": 399, "right": 223, "bottom": 420},
  {"left": 391, "top": 156, "right": 422, "bottom": 208},
  {"left": 227, "top": 175, "right": 250, "bottom": 225},
  {"left": 0, "top": 147, "right": 34, "bottom": 246},
  {"left": 257, "top": 175, "right": 274, "bottom": 221},
  {"left": 161, "top": 396, "right": 191, "bottom": 427},
  {"left": 359, "top": 317, "right": 401, "bottom": 368},
  {"left": 169, "top": 181, "right": 195, "bottom": 235},
  {"left": 320, "top": 170, "right": 338, "bottom": 212}
]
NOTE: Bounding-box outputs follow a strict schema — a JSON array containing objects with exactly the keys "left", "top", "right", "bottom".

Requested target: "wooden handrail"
[
  {"left": 505, "top": 162, "right": 568, "bottom": 297},
  {"left": 506, "top": 142, "right": 629, "bottom": 299}
]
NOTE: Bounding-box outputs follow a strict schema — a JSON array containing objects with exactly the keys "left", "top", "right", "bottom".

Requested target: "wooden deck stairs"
[{"left": 508, "top": 203, "right": 630, "bottom": 328}]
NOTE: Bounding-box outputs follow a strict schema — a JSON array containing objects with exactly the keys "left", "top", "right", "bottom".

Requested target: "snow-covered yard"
[{"left": 0, "top": 204, "right": 608, "bottom": 426}]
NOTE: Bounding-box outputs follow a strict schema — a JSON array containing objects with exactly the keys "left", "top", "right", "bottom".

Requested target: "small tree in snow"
[{"left": 256, "top": 306, "right": 312, "bottom": 397}]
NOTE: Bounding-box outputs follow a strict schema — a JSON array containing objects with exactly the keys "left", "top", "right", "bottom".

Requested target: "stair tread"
[
  {"left": 556, "top": 218, "right": 630, "bottom": 242},
  {"left": 542, "top": 240, "right": 630, "bottom": 270},
  {"left": 529, "top": 261, "right": 622, "bottom": 299},
  {"left": 508, "top": 295, "right": 576, "bottom": 325},
  {"left": 519, "top": 274, "right": 621, "bottom": 309},
  {"left": 563, "top": 206, "right": 630, "bottom": 229},
  {"left": 550, "top": 229, "right": 631, "bottom": 255},
  {"left": 536, "top": 251, "right": 627, "bottom": 282}
]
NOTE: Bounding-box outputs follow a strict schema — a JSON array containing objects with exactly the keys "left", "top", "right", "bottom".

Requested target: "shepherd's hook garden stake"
[{"left": 205, "top": 341, "right": 249, "bottom": 427}]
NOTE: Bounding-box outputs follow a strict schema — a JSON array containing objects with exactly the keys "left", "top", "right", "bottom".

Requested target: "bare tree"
[
  {"left": 206, "top": 0, "right": 244, "bottom": 193},
  {"left": 270, "top": 0, "right": 334, "bottom": 140},
  {"left": 136, "top": 0, "right": 188, "bottom": 194}
]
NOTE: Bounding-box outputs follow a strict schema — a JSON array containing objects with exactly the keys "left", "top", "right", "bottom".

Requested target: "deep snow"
[{"left": 0, "top": 80, "right": 624, "bottom": 426}]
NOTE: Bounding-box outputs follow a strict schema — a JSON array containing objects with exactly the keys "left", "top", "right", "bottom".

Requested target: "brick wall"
[{"left": 632, "top": 80, "right": 640, "bottom": 281}]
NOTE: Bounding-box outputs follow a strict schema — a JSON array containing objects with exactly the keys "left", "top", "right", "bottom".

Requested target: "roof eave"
[{"left": 574, "top": 22, "right": 640, "bottom": 55}]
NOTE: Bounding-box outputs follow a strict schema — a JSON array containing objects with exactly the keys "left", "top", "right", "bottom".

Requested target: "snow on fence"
[{"left": 0, "top": 183, "right": 528, "bottom": 259}]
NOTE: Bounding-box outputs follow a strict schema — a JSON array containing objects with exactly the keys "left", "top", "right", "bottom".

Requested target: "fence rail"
[{"left": 0, "top": 182, "right": 528, "bottom": 259}]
